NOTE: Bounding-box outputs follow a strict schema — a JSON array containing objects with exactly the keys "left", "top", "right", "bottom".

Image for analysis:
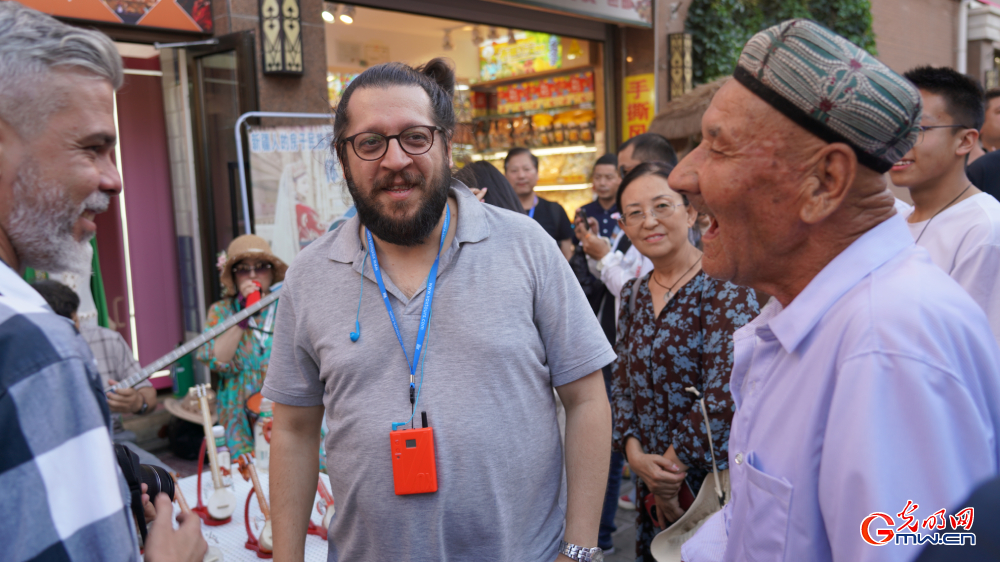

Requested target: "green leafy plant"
[{"left": 685, "top": 0, "right": 877, "bottom": 84}]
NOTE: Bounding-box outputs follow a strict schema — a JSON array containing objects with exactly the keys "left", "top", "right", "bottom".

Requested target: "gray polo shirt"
[{"left": 263, "top": 182, "right": 615, "bottom": 561}]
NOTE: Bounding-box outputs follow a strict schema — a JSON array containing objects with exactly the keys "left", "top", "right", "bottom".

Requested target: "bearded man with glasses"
[{"left": 263, "top": 58, "right": 615, "bottom": 562}]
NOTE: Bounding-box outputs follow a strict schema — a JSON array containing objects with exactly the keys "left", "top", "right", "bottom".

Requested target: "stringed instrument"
[
  {"left": 105, "top": 289, "right": 280, "bottom": 393},
  {"left": 317, "top": 476, "right": 335, "bottom": 531},
  {"left": 237, "top": 453, "right": 272, "bottom": 554},
  {"left": 196, "top": 384, "right": 237, "bottom": 520},
  {"left": 171, "top": 473, "right": 224, "bottom": 562}
]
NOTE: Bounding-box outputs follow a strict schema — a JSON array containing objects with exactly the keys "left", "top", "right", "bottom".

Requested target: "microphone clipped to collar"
[{"left": 350, "top": 247, "right": 369, "bottom": 342}]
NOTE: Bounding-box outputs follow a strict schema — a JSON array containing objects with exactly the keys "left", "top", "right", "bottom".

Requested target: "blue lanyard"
[
  {"left": 364, "top": 204, "right": 450, "bottom": 380},
  {"left": 528, "top": 195, "right": 538, "bottom": 219}
]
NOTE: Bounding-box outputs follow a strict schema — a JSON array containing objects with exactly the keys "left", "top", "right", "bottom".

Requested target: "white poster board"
[{"left": 248, "top": 126, "right": 351, "bottom": 266}]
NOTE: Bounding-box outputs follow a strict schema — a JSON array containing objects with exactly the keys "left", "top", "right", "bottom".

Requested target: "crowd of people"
[{"left": 2, "top": 3, "right": 1000, "bottom": 562}]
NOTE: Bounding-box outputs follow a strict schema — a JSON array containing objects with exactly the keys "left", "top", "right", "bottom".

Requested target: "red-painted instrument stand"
[
  {"left": 307, "top": 519, "right": 327, "bottom": 541},
  {"left": 243, "top": 488, "right": 272, "bottom": 558},
  {"left": 193, "top": 439, "right": 232, "bottom": 526}
]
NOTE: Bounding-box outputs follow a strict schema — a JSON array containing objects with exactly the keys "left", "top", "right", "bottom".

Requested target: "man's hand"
[
  {"left": 573, "top": 216, "right": 598, "bottom": 240},
  {"left": 470, "top": 187, "right": 488, "bottom": 202},
  {"left": 141, "top": 483, "right": 156, "bottom": 523},
  {"left": 580, "top": 234, "right": 611, "bottom": 261},
  {"left": 105, "top": 381, "right": 143, "bottom": 414},
  {"left": 143, "top": 493, "right": 208, "bottom": 562}
]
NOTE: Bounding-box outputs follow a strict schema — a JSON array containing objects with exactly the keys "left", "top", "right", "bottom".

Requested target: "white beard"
[{"left": 6, "top": 158, "right": 109, "bottom": 274}]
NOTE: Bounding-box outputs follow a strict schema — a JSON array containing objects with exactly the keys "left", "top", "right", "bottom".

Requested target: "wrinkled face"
[
  {"left": 617, "top": 173, "right": 695, "bottom": 261},
  {"left": 504, "top": 152, "right": 538, "bottom": 196},
  {"left": 981, "top": 97, "right": 1000, "bottom": 150},
  {"left": 340, "top": 85, "right": 452, "bottom": 246},
  {"left": 889, "top": 91, "right": 973, "bottom": 193},
  {"left": 592, "top": 164, "right": 620, "bottom": 202},
  {"left": 617, "top": 144, "right": 641, "bottom": 177},
  {"left": 668, "top": 81, "right": 814, "bottom": 287},
  {"left": 0, "top": 71, "right": 120, "bottom": 272}
]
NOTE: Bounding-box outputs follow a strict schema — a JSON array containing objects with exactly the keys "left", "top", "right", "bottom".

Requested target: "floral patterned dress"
[
  {"left": 196, "top": 298, "right": 276, "bottom": 457},
  {"left": 611, "top": 271, "right": 758, "bottom": 561}
]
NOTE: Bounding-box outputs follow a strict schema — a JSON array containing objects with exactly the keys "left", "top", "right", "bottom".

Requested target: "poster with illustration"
[{"left": 248, "top": 126, "right": 352, "bottom": 266}]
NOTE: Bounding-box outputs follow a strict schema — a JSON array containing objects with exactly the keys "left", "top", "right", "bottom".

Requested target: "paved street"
[{"left": 606, "top": 478, "right": 638, "bottom": 562}]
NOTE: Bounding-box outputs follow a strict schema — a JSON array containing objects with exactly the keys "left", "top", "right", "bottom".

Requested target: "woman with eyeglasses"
[
  {"left": 610, "top": 162, "right": 758, "bottom": 560},
  {"left": 196, "top": 234, "right": 287, "bottom": 457}
]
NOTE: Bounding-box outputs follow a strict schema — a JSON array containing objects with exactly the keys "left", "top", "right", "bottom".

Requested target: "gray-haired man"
[{"left": 0, "top": 4, "right": 205, "bottom": 561}]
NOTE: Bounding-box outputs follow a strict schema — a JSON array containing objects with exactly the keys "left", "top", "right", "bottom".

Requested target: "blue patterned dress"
[
  {"left": 611, "top": 271, "right": 758, "bottom": 561},
  {"left": 196, "top": 298, "right": 276, "bottom": 457}
]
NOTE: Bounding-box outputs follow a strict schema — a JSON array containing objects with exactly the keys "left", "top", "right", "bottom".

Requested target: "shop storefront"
[
  {"left": 18, "top": 0, "right": 652, "bottom": 383},
  {"left": 321, "top": 1, "right": 650, "bottom": 214}
]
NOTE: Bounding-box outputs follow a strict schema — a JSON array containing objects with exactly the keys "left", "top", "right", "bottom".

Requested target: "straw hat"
[
  {"left": 164, "top": 386, "right": 219, "bottom": 425},
  {"left": 218, "top": 235, "right": 287, "bottom": 297}
]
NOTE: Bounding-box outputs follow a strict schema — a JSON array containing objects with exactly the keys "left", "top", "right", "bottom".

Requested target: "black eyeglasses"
[
  {"left": 915, "top": 124, "right": 972, "bottom": 146},
  {"left": 232, "top": 262, "right": 273, "bottom": 276},
  {"left": 619, "top": 165, "right": 631, "bottom": 179},
  {"left": 339, "top": 125, "right": 445, "bottom": 161}
]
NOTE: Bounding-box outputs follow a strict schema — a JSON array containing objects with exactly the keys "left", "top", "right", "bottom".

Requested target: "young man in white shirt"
[{"left": 891, "top": 66, "right": 1000, "bottom": 347}]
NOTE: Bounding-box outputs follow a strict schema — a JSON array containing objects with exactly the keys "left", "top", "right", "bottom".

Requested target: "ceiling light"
[
  {"left": 507, "top": 28, "right": 516, "bottom": 45},
  {"left": 626, "top": 56, "right": 633, "bottom": 63},
  {"left": 339, "top": 5, "right": 355, "bottom": 24},
  {"left": 456, "top": 84, "right": 470, "bottom": 91},
  {"left": 322, "top": 10, "right": 334, "bottom": 22},
  {"left": 462, "top": 25, "right": 473, "bottom": 31},
  {"left": 487, "top": 26, "right": 499, "bottom": 40}
]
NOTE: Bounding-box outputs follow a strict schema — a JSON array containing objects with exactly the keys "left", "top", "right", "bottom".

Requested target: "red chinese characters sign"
[{"left": 623, "top": 73, "right": 655, "bottom": 141}]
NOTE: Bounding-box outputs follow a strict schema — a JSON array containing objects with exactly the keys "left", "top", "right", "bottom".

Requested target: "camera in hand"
[{"left": 114, "top": 443, "right": 174, "bottom": 543}]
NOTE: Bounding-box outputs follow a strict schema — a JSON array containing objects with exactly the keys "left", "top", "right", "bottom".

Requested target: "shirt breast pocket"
[{"left": 742, "top": 452, "right": 793, "bottom": 562}]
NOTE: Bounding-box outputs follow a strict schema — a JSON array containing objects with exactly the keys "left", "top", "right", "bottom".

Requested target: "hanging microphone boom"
[{"left": 106, "top": 289, "right": 281, "bottom": 392}]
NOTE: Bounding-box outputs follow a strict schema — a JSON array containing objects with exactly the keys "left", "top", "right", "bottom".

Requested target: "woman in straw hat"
[{"left": 196, "top": 235, "right": 287, "bottom": 457}]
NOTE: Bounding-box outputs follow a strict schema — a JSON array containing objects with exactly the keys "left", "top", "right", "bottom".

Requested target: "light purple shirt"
[{"left": 683, "top": 215, "right": 1000, "bottom": 562}]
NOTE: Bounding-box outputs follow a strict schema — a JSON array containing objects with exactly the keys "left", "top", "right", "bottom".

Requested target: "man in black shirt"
[
  {"left": 505, "top": 147, "right": 574, "bottom": 259},
  {"left": 967, "top": 149, "right": 1000, "bottom": 201}
]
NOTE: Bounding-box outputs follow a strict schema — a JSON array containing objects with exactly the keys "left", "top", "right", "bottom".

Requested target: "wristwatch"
[{"left": 559, "top": 540, "right": 604, "bottom": 562}]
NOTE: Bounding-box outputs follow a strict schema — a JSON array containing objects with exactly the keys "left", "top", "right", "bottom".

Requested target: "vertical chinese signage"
[
  {"left": 247, "top": 126, "right": 350, "bottom": 266},
  {"left": 623, "top": 73, "right": 655, "bottom": 141},
  {"left": 668, "top": 33, "right": 693, "bottom": 101}
]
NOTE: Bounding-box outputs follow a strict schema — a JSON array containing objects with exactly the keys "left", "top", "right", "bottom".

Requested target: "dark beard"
[{"left": 346, "top": 157, "right": 451, "bottom": 247}]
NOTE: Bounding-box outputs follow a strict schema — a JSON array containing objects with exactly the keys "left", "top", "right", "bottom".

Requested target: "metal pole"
[{"left": 234, "top": 111, "right": 333, "bottom": 235}]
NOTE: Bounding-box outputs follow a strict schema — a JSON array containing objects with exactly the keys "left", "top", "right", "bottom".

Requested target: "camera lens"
[{"left": 139, "top": 463, "right": 175, "bottom": 501}]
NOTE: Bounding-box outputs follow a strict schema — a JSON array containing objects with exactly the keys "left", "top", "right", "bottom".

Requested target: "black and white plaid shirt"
[{"left": 0, "top": 263, "right": 138, "bottom": 561}]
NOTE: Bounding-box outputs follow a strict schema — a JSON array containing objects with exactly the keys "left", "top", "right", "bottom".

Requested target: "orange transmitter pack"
[{"left": 390, "top": 420, "right": 438, "bottom": 496}]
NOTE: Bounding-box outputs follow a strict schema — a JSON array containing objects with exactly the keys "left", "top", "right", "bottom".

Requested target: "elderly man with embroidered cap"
[{"left": 669, "top": 20, "right": 1000, "bottom": 562}]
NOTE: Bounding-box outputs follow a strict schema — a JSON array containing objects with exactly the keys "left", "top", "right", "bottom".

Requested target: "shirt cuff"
[{"left": 597, "top": 250, "right": 623, "bottom": 272}]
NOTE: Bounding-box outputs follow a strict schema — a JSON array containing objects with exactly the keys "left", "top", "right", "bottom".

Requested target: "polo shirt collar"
[
  {"left": 768, "top": 214, "right": 913, "bottom": 353},
  {"left": 328, "top": 179, "right": 489, "bottom": 266}
]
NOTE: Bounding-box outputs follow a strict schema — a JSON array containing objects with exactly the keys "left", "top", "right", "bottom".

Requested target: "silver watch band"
[{"left": 559, "top": 540, "right": 603, "bottom": 562}]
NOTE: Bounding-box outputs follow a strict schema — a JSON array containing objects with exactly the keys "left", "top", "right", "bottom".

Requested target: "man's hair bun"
[{"left": 417, "top": 58, "right": 455, "bottom": 98}]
